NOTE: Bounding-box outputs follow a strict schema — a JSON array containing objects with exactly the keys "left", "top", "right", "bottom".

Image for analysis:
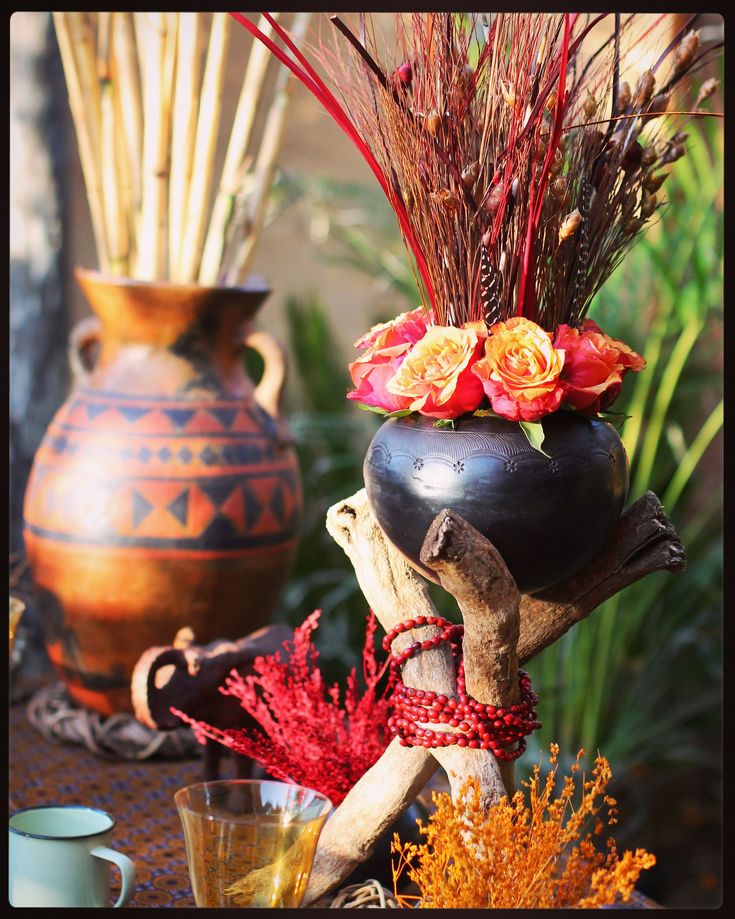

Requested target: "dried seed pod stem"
[
  {"left": 237, "top": 12, "right": 722, "bottom": 329},
  {"left": 559, "top": 208, "right": 581, "bottom": 242}
]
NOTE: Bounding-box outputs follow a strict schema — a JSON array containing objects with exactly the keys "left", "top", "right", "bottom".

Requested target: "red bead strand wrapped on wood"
[{"left": 383, "top": 616, "right": 540, "bottom": 761}]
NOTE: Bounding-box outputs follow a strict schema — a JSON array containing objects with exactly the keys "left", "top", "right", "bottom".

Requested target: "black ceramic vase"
[{"left": 363, "top": 412, "right": 629, "bottom": 594}]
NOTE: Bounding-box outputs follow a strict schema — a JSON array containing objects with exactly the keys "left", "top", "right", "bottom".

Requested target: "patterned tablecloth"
[
  {"left": 8, "top": 687, "right": 661, "bottom": 910},
  {"left": 8, "top": 695, "right": 203, "bottom": 908}
]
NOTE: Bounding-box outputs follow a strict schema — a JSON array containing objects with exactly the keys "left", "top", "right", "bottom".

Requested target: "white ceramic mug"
[{"left": 8, "top": 804, "right": 136, "bottom": 907}]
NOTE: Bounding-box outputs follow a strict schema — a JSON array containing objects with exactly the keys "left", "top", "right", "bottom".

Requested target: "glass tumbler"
[
  {"left": 9, "top": 596, "right": 25, "bottom": 658},
  {"left": 174, "top": 779, "right": 332, "bottom": 908}
]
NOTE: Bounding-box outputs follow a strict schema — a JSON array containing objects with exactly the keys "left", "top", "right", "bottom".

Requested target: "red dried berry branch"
[
  {"left": 172, "top": 610, "right": 394, "bottom": 806},
  {"left": 230, "top": 12, "right": 437, "bottom": 313}
]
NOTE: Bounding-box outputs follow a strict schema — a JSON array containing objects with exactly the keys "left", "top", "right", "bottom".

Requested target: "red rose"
[
  {"left": 554, "top": 320, "right": 645, "bottom": 414},
  {"left": 347, "top": 307, "right": 431, "bottom": 412},
  {"left": 353, "top": 306, "right": 430, "bottom": 351}
]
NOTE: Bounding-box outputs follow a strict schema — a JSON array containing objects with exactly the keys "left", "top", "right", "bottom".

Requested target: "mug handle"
[
  {"left": 91, "top": 845, "right": 136, "bottom": 908},
  {"left": 243, "top": 329, "right": 294, "bottom": 448},
  {"left": 69, "top": 316, "right": 102, "bottom": 386}
]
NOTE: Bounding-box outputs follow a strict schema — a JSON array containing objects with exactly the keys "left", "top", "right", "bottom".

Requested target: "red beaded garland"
[{"left": 383, "top": 615, "right": 541, "bottom": 761}]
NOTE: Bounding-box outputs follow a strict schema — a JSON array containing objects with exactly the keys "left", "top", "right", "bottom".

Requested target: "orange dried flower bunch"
[{"left": 391, "top": 745, "right": 655, "bottom": 909}]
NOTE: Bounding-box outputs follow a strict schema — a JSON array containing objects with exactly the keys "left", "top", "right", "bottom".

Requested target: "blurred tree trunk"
[{"left": 10, "top": 12, "right": 70, "bottom": 554}]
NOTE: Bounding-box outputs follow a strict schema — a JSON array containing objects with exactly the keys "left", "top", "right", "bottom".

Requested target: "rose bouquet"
[
  {"left": 349, "top": 308, "right": 644, "bottom": 440},
  {"left": 233, "top": 12, "right": 720, "bottom": 450}
]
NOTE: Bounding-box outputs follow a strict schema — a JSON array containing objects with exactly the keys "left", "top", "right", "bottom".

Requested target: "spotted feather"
[{"left": 480, "top": 242, "right": 502, "bottom": 326}]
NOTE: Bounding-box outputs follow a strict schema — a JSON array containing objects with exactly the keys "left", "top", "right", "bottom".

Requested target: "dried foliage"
[
  {"left": 391, "top": 745, "right": 656, "bottom": 908},
  {"left": 173, "top": 611, "right": 393, "bottom": 806},
  {"left": 235, "top": 13, "right": 721, "bottom": 331}
]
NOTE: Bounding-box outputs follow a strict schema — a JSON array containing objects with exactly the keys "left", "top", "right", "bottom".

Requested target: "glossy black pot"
[{"left": 363, "top": 412, "right": 629, "bottom": 594}]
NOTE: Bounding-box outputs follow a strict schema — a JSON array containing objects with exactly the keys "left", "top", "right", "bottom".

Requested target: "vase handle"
[
  {"left": 243, "top": 329, "right": 294, "bottom": 448},
  {"left": 69, "top": 316, "right": 102, "bottom": 386}
]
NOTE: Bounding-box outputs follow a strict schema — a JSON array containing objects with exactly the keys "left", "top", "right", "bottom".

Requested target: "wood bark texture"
[{"left": 303, "top": 487, "right": 685, "bottom": 904}]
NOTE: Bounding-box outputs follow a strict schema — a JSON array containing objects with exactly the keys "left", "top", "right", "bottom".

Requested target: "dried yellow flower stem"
[
  {"left": 226, "top": 12, "right": 311, "bottom": 287},
  {"left": 73, "top": 13, "right": 103, "bottom": 150},
  {"left": 134, "top": 13, "right": 169, "bottom": 280},
  {"left": 111, "top": 13, "right": 143, "bottom": 215},
  {"left": 168, "top": 13, "right": 203, "bottom": 281},
  {"left": 95, "top": 12, "right": 112, "bottom": 78},
  {"left": 57, "top": 11, "right": 295, "bottom": 284},
  {"left": 100, "top": 80, "right": 129, "bottom": 276},
  {"left": 97, "top": 16, "right": 129, "bottom": 276},
  {"left": 53, "top": 13, "right": 109, "bottom": 271}
]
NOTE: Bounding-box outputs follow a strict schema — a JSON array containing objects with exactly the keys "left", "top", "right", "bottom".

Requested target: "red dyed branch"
[
  {"left": 229, "top": 12, "right": 437, "bottom": 312},
  {"left": 517, "top": 13, "right": 571, "bottom": 321}
]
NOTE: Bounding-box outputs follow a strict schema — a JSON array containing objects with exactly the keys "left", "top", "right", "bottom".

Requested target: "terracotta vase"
[
  {"left": 363, "top": 412, "right": 628, "bottom": 594},
  {"left": 23, "top": 269, "right": 302, "bottom": 716}
]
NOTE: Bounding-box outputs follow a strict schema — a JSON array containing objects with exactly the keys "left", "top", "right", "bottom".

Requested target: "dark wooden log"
[
  {"left": 139, "top": 487, "right": 685, "bottom": 903},
  {"left": 301, "top": 487, "right": 685, "bottom": 903},
  {"left": 130, "top": 623, "right": 293, "bottom": 780},
  {"left": 420, "top": 509, "right": 521, "bottom": 797}
]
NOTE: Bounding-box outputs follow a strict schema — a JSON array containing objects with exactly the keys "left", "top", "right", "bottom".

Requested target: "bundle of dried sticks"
[{"left": 53, "top": 12, "right": 310, "bottom": 286}]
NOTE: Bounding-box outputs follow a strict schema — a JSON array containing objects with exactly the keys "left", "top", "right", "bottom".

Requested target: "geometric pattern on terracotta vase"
[
  {"left": 66, "top": 390, "right": 274, "bottom": 437},
  {"left": 24, "top": 469, "right": 300, "bottom": 551},
  {"left": 23, "top": 393, "right": 300, "bottom": 552}
]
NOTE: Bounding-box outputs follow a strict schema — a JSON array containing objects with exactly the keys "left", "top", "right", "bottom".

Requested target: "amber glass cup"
[
  {"left": 9, "top": 596, "right": 25, "bottom": 659},
  {"left": 174, "top": 780, "right": 332, "bottom": 908}
]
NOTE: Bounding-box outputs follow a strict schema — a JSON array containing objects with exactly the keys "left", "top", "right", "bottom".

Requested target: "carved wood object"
[
  {"left": 303, "top": 488, "right": 685, "bottom": 904},
  {"left": 130, "top": 623, "right": 293, "bottom": 780}
]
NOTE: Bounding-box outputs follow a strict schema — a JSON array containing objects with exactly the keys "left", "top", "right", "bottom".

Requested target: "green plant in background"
[
  {"left": 277, "top": 172, "right": 419, "bottom": 307},
  {"left": 525, "top": 112, "right": 723, "bottom": 779},
  {"left": 277, "top": 294, "right": 381, "bottom": 680},
  {"left": 280, "top": 109, "right": 722, "bottom": 789}
]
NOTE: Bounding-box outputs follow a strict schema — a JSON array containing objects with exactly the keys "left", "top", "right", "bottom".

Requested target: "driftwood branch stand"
[{"left": 303, "top": 488, "right": 685, "bottom": 905}]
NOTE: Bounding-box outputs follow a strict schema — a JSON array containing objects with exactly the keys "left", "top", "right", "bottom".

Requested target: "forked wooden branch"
[
  {"left": 421, "top": 510, "right": 521, "bottom": 800},
  {"left": 303, "top": 488, "right": 685, "bottom": 904},
  {"left": 517, "top": 490, "right": 686, "bottom": 663}
]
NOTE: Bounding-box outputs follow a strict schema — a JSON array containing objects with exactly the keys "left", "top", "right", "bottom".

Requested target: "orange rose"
[
  {"left": 386, "top": 325, "right": 484, "bottom": 419},
  {"left": 554, "top": 320, "right": 645, "bottom": 414},
  {"left": 472, "top": 316, "right": 565, "bottom": 421}
]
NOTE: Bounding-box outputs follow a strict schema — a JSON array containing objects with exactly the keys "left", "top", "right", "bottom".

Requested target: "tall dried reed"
[
  {"left": 53, "top": 12, "right": 310, "bottom": 285},
  {"left": 235, "top": 13, "right": 721, "bottom": 331}
]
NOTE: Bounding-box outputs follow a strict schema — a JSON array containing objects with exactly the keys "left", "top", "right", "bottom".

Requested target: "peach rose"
[
  {"left": 347, "top": 307, "right": 431, "bottom": 412},
  {"left": 386, "top": 325, "right": 485, "bottom": 419},
  {"left": 472, "top": 316, "right": 565, "bottom": 421},
  {"left": 554, "top": 320, "right": 645, "bottom": 414}
]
